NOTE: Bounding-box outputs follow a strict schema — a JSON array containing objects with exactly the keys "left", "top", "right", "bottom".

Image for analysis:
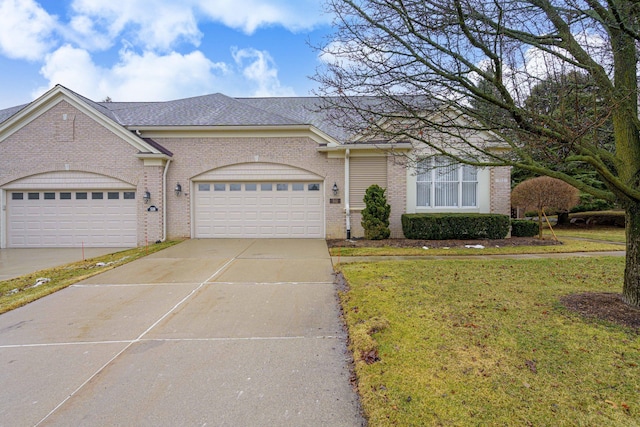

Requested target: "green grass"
[
  {"left": 550, "top": 227, "right": 626, "bottom": 243},
  {"left": 330, "top": 239, "right": 623, "bottom": 257},
  {"left": 339, "top": 257, "right": 639, "bottom": 426},
  {"left": 0, "top": 240, "right": 181, "bottom": 314}
]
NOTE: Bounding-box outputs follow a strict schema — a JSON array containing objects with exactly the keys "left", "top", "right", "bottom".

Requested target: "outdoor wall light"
[
  {"left": 332, "top": 182, "right": 339, "bottom": 196},
  {"left": 143, "top": 190, "right": 151, "bottom": 204},
  {"left": 175, "top": 183, "right": 182, "bottom": 196}
]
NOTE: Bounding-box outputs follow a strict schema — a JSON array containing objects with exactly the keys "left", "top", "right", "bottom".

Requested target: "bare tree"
[
  {"left": 512, "top": 177, "right": 580, "bottom": 238},
  {"left": 314, "top": 0, "right": 640, "bottom": 307}
]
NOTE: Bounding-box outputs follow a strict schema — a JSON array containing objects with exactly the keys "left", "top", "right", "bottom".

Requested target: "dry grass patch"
[
  {"left": 329, "top": 238, "right": 622, "bottom": 257},
  {"left": 338, "top": 257, "right": 639, "bottom": 426},
  {"left": 0, "top": 240, "right": 181, "bottom": 314}
]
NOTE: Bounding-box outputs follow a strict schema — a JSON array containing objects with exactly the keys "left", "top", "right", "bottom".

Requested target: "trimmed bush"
[
  {"left": 511, "top": 219, "right": 539, "bottom": 237},
  {"left": 569, "top": 210, "right": 625, "bottom": 227},
  {"left": 361, "top": 184, "right": 391, "bottom": 240},
  {"left": 401, "top": 213, "right": 510, "bottom": 240}
]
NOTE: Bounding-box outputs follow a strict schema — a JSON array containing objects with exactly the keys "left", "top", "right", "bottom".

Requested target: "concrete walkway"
[{"left": 0, "top": 239, "right": 364, "bottom": 426}]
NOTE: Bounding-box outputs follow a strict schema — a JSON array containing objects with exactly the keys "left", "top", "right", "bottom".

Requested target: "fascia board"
[
  {"left": 317, "top": 142, "right": 413, "bottom": 152},
  {"left": 130, "top": 125, "right": 339, "bottom": 146}
]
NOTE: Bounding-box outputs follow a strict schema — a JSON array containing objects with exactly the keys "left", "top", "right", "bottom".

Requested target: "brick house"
[{"left": 0, "top": 85, "right": 510, "bottom": 248}]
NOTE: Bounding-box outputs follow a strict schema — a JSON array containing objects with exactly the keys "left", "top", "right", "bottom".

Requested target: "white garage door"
[
  {"left": 7, "top": 190, "right": 137, "bottom": 247},
  {"left": 195, "top": 182, "right": 324, "bottom": 238}
]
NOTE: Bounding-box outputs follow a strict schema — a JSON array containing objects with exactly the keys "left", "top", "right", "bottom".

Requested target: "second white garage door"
[{"left": 194, "top": 181, "right": 324, "bottom": 238}]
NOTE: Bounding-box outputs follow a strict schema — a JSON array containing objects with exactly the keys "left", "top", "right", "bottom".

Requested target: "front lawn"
[
  {"left": 339, "top": 257, "right": 639, "bottom": 426},
  {"left": 550, "top": 227, "right": 626, "bottom": 243}
]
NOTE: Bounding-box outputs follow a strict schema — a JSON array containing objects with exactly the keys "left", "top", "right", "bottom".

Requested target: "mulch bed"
[
  {"left": 327, "top": 236, "right": 562, "bottom": 249},
  {"left": 560, "top": 293, "right": 640, "bottom": 331}
]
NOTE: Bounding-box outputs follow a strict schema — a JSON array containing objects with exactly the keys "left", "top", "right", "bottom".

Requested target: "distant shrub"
[
  {"left": 570, "top": 211, "right": 625, "bottom": 227},
  {"left": 511, "top": 220, "right": 539, "bottom": 237},
  {"left": 570, "top": 195, "right": 615, "bottom": 213},
  {"left": 401, "top": 213, "right": 510, "bottom": 240},
  {"left": 511, "top": 176, "right": 580, "bottom": 238}
]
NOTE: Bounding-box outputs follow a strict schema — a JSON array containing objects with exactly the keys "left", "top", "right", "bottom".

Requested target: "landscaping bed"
[{"left": 328, "top": 236, "right": 561, "bottom": 249}]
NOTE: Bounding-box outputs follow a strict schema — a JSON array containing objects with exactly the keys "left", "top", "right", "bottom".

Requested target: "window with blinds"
[
  {"left": 417, "top": 157, "right": 477, "bottom": 207},
  {"left": 349, "top": 156, "right": 388, "bottom": 209}
]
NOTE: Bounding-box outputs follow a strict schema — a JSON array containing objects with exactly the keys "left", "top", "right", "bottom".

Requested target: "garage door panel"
[
  {"left": 260, "top": 211, "right": 274, "bottom": 220},
  {"left": 307, "top": 212, "right": 323, "bottom": 221},
  {"left": 195, "top": 181, "right": 324, "bottom": 238},
  {"left": 7, "top": 190, "right": 137, "bottom": 248}
]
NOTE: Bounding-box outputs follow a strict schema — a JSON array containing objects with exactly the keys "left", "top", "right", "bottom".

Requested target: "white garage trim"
[
  {"left": 193, "top": 162, "right": 322, "bottom": 182},
  {"left": 3, "top": 171, "right": 135, "bottom": 190}
]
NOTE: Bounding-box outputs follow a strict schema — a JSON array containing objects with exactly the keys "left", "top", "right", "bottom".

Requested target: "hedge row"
[
  {"left": 401, "top": 213, "right": 510, "bottom": 240},
  {"left": 510, "top": 219, "right": 539, "bottom": 237}
]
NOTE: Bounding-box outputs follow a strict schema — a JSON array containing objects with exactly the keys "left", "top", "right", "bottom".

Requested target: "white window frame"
[{"left": 416, "top": 157, "right": 478, "bottom": 208}]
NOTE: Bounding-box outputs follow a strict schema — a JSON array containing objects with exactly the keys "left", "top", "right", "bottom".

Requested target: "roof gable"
[{"left": 0, "top": 85, "right": 169, "bottom": 156}]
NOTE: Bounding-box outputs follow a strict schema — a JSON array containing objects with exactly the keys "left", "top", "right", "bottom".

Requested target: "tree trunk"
[
  {"left": 537, "top": 208, "right": 544, "bottom": 239},
  {"left": 623, "top": 202, "right": 640, "bottom": 307},
  {"left": 557, "top": 211, "right": 569, "bottom": 225}
]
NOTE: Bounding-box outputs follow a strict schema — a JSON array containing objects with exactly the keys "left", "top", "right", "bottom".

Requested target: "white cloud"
[
  {"left": 233, "top": 47, "right": 295, "bottom": 96},
  {"left": 0, "top": 0, "right": 57, "bottom": 60},
  {"left": 36, "top": 43, "right": 294, "bottom": 102},
  {"left": 6, "top": 1, "right": 317, "bottom": 106},
  {"left": 197, "top": 0, "right": 329, "bottom": 34},
  {"left": 70, "top": 0, "right": 202, "bottom": 51},
  {"left": 65, "top": 14, "right": 112, "bottom": 50},
  {"left": 107, "top": 48, "right": 227, "bottom": 100},
  {"left": 64, "top": 0, "right": 328, "bottom": 52},
  {"left": 36, "top": 44, "right": 228, "bottom": 101},
  {"left": 36, "top": 44, "right": 103, "bottom": 97}
]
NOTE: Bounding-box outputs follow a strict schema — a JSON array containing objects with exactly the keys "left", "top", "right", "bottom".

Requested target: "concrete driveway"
[
  {"left": 0, "top": 239, "right": 364, "bottom": 426},
  {"left": 0, "top": 247, "right": 130, "bottom": 281}
]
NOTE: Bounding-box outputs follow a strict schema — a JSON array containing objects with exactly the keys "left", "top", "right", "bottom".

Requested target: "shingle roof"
[
  {"left": 0, "top": 87, "right": 431, "bottom": 142},
  {"left": 101, "top": 93, "right": 302, "bottom": 128},
  {"left": 0, "top": 104, "right": 28, "bottom": 123}
]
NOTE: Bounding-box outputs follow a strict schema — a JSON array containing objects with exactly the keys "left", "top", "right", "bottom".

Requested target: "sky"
[{"left": 0, "top": 0, "right": 333, "bottom": 109}]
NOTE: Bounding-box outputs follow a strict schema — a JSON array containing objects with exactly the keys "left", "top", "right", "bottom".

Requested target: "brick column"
[
  {"left": 490, "top": 166, "right": 512, "bottom": 215},
  {"left": 139, "top": 164, "right": 164, "bottom": 245},
  {"left": 387, "top": 155, "right": 407, "bottom": 238}
]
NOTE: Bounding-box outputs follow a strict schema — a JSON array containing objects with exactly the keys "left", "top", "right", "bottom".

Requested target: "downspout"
[
  {"left": 161, "top": 159, "right": 172, "bottom": 242},
  {"left": 345, "top": 149, "right": 351, "bottom": 240}
]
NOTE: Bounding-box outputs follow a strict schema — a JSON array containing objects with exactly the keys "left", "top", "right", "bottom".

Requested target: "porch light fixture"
[
  {"left": 332, "top": 182, "right": 339, "bottom": 196},
  {"left": 143, "top": 190, "right": 151, "bottom": 204},
  {"left": 175, "top": 183, "right": 182, "bottom": 196}
]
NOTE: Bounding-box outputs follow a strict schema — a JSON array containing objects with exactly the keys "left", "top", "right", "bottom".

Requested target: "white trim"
[
  {"left": 192, "top": 162, "right": 323, "bottom": 182},
  {"left": 345, "top": 149, "right": 351, "bottom": 238},
  {"left": 1, "top": 189, "right": 6, "bottom": 248},
  {"left": 132, "top": 125, "right": 339, "bottom": 146},
  {"left": 318, "top": 142, "right": 412, "bottom": 153},
  {"left": 406, "top": 164, "right": 491, "bottom": 213},
  {"left": 2, "top": 171, "right": 136, "bottom": 190}
]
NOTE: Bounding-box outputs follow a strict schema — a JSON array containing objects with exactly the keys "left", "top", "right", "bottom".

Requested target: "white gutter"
[
  {"left": 345, "top": 149, "right": 351, "bottom": 240},
  {"left": 161, "top": 159, "right": 172, "bottom": 242}
]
